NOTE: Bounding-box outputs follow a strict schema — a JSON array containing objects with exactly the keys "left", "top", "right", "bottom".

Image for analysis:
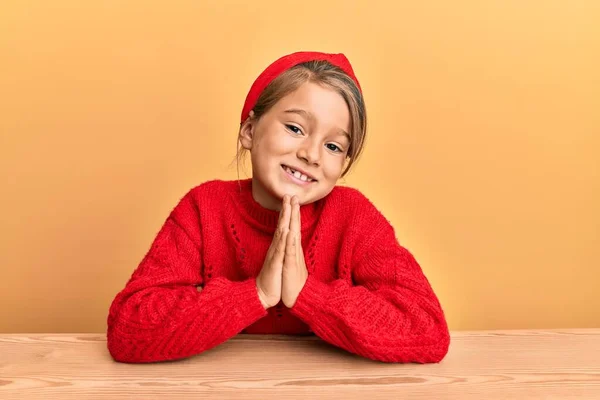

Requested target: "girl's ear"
[{"left": 239, "top": 110, "right": 256, "bottom": 150}]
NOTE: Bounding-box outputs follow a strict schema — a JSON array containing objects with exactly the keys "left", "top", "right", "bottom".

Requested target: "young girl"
[{"left": 106, "top": 51, "right": 450, "bottom": 364}]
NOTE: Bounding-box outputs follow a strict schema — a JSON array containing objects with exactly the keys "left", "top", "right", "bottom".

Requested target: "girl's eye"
[
  {"left": 286, "top": 124, "right": 302, "bottom": 135},
  {"left": 326, "top": 143, "right": 343, "bottom": 153}
]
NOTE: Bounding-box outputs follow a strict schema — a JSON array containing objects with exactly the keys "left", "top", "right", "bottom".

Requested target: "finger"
[
  {"left": 284, "top": 197, "right": 296, "bottom": 258},
  {"left": 274, "top": 227, "right": 288, "bottom": 265},
  {"left": 281, "top": 194, "right": 292, "bottom": 228},
  {"left": 282, "top": 194, "right": 289, "bottom": 211},
  {"left": 265, "top": 195, "right": 289, "bottom": 263},
  {"left": 265, "top": 227, "right": 281, "bottom": 261},
  {"left": 278, "top": 195, "right": 288, "bottom": 223},
  {"left": 273, "top": 196, "right": 289, "bottom": 244},
  {"left": 290, "top": 196, "right": 300, "bottom": 235},
  {"left": 266, "top": 197, "right": 288, "bottom": 263},
  {"left": 286, "top": 223, "right": 296, "bottom": 259},
  {"left": 278, "top": 195, "right": 290, "bottom": 225}
]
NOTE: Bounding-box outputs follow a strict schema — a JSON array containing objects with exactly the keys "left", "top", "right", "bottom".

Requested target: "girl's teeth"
[{"left": 284, "top": 166, "right": 313, "bottom": 182}]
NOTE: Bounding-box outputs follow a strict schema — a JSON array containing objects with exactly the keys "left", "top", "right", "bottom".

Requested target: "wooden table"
[{"left": 1, "top": 329, "right": 599, "bottom": 399}]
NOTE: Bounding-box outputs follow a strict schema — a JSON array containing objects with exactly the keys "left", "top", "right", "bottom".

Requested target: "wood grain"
[{"left": 1, "top": 330, "right": 599, "bottom": 399}]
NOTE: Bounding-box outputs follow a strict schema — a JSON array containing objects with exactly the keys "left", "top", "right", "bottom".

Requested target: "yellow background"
[{"left": 1, "top": 0, "right": 599, "bottom": 333}]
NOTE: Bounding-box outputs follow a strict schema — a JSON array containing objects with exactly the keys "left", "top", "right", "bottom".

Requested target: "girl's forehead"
[
  {"left": 276, "top": 83, "right": 348, "bottom": 114},
  {"left": 281, "top": 81, "right": 338, "bottom": 100}
]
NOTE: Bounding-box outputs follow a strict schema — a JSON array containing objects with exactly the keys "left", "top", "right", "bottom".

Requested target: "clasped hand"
[{"left": 256, "top": 194, "right": 308, "bottom": 309}]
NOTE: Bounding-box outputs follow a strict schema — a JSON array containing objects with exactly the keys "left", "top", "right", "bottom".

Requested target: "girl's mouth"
[{"left": 281, "top": 165, "right": 317, "bottom": 185}]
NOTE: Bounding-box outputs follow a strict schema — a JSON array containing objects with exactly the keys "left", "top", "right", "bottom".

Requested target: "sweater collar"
[{"left": 232, "top": 178, "right": 322, "bottom": 234}]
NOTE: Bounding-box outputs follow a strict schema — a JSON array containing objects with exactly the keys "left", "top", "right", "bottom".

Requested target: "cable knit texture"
[{"left": 107, "top": 178, "right": 450, "bottom": 364}]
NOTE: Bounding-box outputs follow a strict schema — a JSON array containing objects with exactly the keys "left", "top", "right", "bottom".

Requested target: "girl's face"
[{"left": 239, "top": 82, "right": 351, "bottom": 211}]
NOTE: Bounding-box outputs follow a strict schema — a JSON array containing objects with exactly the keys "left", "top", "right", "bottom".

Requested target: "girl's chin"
[{"left": 274, "top": 187, "right": 304, "bottom": 203}]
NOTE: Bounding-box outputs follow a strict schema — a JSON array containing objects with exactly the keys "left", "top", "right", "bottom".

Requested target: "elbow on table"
[
  {"left": 394, "top": 322, "right": 451, "bottom": 364},
  {"left": 106, "top": 327, "right": 170, "bottom": 364},
  {"left": 106, "top": 329, "right": 143, "bottom": 363},
  {"left": 420, "top": 322, "right": 451, "bottom": 364}
]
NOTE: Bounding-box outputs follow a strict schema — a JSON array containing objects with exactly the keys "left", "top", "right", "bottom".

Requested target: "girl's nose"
[{"left": 297, "top": 142, "right": 320, "bottom": 166}]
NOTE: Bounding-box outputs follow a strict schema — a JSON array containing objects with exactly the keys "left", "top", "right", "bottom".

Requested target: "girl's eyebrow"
[
  {"left": 283, "top": 108, "right": 350, "bottom": 141},
  {"left": 284, "top": 108, "right": 314, "bottom": 121}
]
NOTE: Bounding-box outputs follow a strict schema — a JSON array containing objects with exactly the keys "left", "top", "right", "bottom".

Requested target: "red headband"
[{"left": 240, "top": 51, "right": 362, "bottom": 124}]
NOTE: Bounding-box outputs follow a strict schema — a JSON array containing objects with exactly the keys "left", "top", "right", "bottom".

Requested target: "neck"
[
  {"left": 251, "top": 177, "right": 283, "bottom": 211},
  {"left": 232, "top": 178, "right": 322, "bottom": 233}
]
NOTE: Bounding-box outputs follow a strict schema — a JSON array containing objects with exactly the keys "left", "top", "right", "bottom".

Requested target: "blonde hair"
[{"left": 234, "top": 60, "right": 367, "bottom": 181}]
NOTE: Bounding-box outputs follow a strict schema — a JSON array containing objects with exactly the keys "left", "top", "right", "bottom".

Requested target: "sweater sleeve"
[
  {"left": 106, "top": 187, "right": 267, "bottom": 363},
  {"left": 288, "top": 215, "right": 450, "bottom": 364}
]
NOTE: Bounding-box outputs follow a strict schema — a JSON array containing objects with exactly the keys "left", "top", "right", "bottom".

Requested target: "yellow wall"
[{"left": 1, "top": 0, "right": 599, "bottom": 333}]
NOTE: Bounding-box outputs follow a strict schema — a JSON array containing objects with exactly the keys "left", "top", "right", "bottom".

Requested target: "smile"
[{"left": 281, "top": 165, "right": 317, "bottom": 185}]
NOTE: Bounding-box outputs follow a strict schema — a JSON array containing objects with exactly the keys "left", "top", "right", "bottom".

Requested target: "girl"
[{"left": 106, "top": 51, "right": 450, "bottom": 364}]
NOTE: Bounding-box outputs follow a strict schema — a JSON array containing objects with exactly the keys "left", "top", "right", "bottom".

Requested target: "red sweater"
[{"left": 107, "top": 178, "right": 450, "bottom": 363}]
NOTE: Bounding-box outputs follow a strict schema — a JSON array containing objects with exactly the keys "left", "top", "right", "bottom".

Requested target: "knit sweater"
[{"left": 107, "top": 178, "right": 450, "bottom": 364}]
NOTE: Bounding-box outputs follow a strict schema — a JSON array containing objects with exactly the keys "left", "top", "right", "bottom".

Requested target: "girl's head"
[{"left": 237, "top": 51, "right": 367, "bottom": 210}]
